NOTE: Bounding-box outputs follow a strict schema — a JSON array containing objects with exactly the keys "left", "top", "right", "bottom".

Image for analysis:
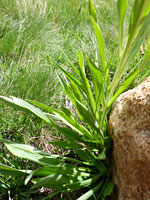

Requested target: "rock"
[{"left": 109, "top": 78, "right": 150, "bottom": 200}]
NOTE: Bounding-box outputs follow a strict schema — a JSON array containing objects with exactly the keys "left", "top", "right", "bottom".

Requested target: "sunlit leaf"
[
  {"left": 117, "top": 0, "right": 128, "bottom": 56},
  {"left": 107, "top": 68, "right": 140, "bottom": 108},
  {"left": 0, "top": 165, "right": 28, "bottom": 176},
  {"left": 0, "top": 96, "right": 51, "bottom": 124},
  {"left": 89, "top": 0, "right": 97, "bottom": 22},
  {"left": 78, "top": 51, "right": 96, "bottom": 114},
  {"left": 127, "top": 0, "right": 150, "bottom": 46},
  {"left": 77, "top": 180, "right": 103, "bottom": 200},
  {"left": 91, "top": 17, "right": 106, "bottom": 69}
]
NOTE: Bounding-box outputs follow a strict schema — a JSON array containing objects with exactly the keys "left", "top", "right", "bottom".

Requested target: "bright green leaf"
[
  {"left": 91, "top": 17, "right": 106, "bottom": 69},
  {"left": 0, "top": 165, "right": 28, "bottom": 176},
  {"left": 89, "top": 0, "right": 97, "bottom": 22},
  {"left": 103, "top": 182, "right": 114, "bottom": 197},
  {"left": 117, "top": 0, "right": 128, "bottom": 56}
]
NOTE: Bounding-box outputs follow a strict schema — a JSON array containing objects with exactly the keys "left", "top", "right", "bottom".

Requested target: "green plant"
[{"left": 1, "top": 0, "right": 150, "bottom": 199}]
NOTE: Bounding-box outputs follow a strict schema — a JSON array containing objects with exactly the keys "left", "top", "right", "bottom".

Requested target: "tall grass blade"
[
  {"left": 2, "top": 139, "right": 88, "bottom": 166},
  {"left": 49, "top": 140, "right": 83, "bottom": 150},
  {"left": 49, "top": 120, "right": 85, "bottom": 142},
  {"left": 57, "top": 73, "right": 76, "bottom": 104},
  {"left": 124, "top": 12, "right": 150, "bottom": 69},
  {"left": 32, "top": 174, "right": 73, "bottom": 190},
  {"left": 70, "top": 81, "right": 82, "bottom": 103},
  {"left": 109, "top": 7, "right": 150, "bottom": 101},
  {"left": 89, "top": 0, "right": 97, "bottom": 22},
  {"left": 77, "top": 180, "right": 103, "bottom": 200},
  {"left": 74, "top": 100, "right": 99, "bottom": 131},
  {"left": 49, "top": 56, "right": 81, "bottom": 87},
  {"left": 0, "top": 96, "right": 51, "bottom": 124},
  {"left": 0, "top": 165, "right": 28, "bottom": 176},
  {"left": 59, "top": 48, "right": 80, "bottom": 76},
  {"left": 63, "top": 174, "right": 101, "bottom": 191},
  {"left": 91, "top": 17, "right": 106, "bottom": 70},
  {"left": 87, "top": 58, "right": 104, "bottom": 122},
  {"left": 107, "top": 68, "right": 140, "bottom": 108},
  {"left": 127, "top": 0, "right": 150, "bottom": 47},
  {"left": 78, "top": 51, "right": 96, "bottom": 114},
  {"left": 53, "top": 110, "right": 92, "bottom": 139},
  {"left": 117, "top": 0, "right": 128, "bottom": 56},
  {"left": 25, "top": 165, "right": 91, "bottom": 185}
]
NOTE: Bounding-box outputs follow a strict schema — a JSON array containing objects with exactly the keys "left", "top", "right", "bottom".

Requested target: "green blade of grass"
[
  {"left": 76, "top": 149, "right": 97, "bottom": 164},
  {"left": 49, "top": 140, "right": 83, "bottom": 150},
  {"left": 57, "top": 73, "right": 76, "bottom": 104},
  {"left": 1, "top": 140, "right": 88, "bottom": 166},
  {"left": 63, "top": 174, "right": 101, "bottom": 192},
  {"left": 89, "top": 0, "right": 97, "bottom": 22},
  {"left": 91, "top": 17, "right": 106, "bottom": 70},
  {"left": 30, "top": 166, "right": 92, "bottom": 177},
  {"left": 25, "top": 165, "right": 91, "bottom": 185},
  {"left": 117, "top": 0, "right": 128, "bottom": 56},
  {"left": 108, "top": 10, "right": 150, "bottom": 102},
  {"left": 32, "top": 174, "right": 74, "bottom": 190},
  {"left": 127, "top": 0, "right": 150, "bottom": 47},
  {"left": 78, "top": 51, "right": 96, "bottom": 114},
  {"left": 49, "top": 56, "right": 81, "bottom": 87},
  {"left": 53, "top": 109, "right": 92, "bottom": 139},
  {"left": 87, "top": 58, "right": 104, "bottom": 122},
  {"left": 49, "top": 120, "right": 84, "bottom": 142},
  {"left": 70, "top": 81, "right": 83, "bottom": 103},
  {"left": 75, "top": 100, "right": 98, "bottom": 130},
  {"left": 59, "top": 48, "right": 80, "bottom": 76},
  {"left": 0, "top": 165, "right": 28, "bottom": 176},
  {"left": 77, "top": 180, "right": 103, "bottom": 200},
  {"left": 124, "top": 12, "right": 150, "bottom": 69},
  {"left": 107, "top": 67, "right": 140, "bottom": 108},
  {"left": 0, "top": 96, "right": 51, "bottom": 124},
  {"left": 26, "top": 99, "right": 55, "bottom": 113}
]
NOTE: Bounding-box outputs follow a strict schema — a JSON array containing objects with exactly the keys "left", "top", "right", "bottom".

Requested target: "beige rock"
[{"left": 109, "top": 78, "right": 150, "bottom": 200}]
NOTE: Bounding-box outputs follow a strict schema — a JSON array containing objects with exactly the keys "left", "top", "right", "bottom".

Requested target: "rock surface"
[{"left": 109, "top": 78, "right": 150, "bottom": 200}]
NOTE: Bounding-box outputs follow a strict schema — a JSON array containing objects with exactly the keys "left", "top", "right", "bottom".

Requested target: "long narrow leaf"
[
  {"left": 89, "top": 0, "right": 97, "bottom": 22},
  {"left": 75, "top": 100, "right": 99, "bottom": 131},
  {"left": 53, "top": 109, "right": 92, "bottom": 139},
  {"left": 76, "top": 149, "right": 97, "bottom": 164},
  {"left": 87, "top": 58, "right": 104, "bottom": 122},
  {"left": 59, "top": 48, "right": 80, "bottom": 76},
  {"left": 0, "top": 165, "right": 28, "bottom": 176},
  {"left": 1, "top": 140, "right": 87, "bottom": 166},
  {"left": 109, "top": 11, "right": 150, "bottom": 101},
  {"left": 25, "top": 165, "right": 91, "bottom": 185},
  {"left": 91, "top": 17, "right": 106, "bottom": 69},
  {"left": 107, "top": 68, "right": 140, "bottom": 108},
  {"left": 32, "top": 174, "right": 74, "bottom": 190},
  {"left": 77, "top": 180, "right": 103, "bottom": 200},
  {"left": 57, "top": 73, "right": 76, "bottom": 104},
  {"left": 49, "top": 140, "right": 83, "bottom": 150},
  {"left": 78, "top": 51, "right": 96, "bottom": 114},
  {"left": 124, "top": 12, "right": 150, "bottom": 70},
  {"left": 70, "top": 81, "right": 83, "bottom": 103},
  {"left": 0, "top": 96, "right": 50, "bottom": 124},
  {"left": 117, "top": 0, "right": 128, "bottom": 56},
  {"left": 49, "top": 56, "right": 81, "bottom": 87},
  {"left": 102, "top": 182, "right": 114, "bottom": 198},
  {"left": 63, "top": 174, "right": 101, "bottom": 192},
  {"left": 127, "top": 0, "right": 150, "bottom": 46},
  {"left": 49, "top": 119, "right": 84, "bottom": 142}
]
